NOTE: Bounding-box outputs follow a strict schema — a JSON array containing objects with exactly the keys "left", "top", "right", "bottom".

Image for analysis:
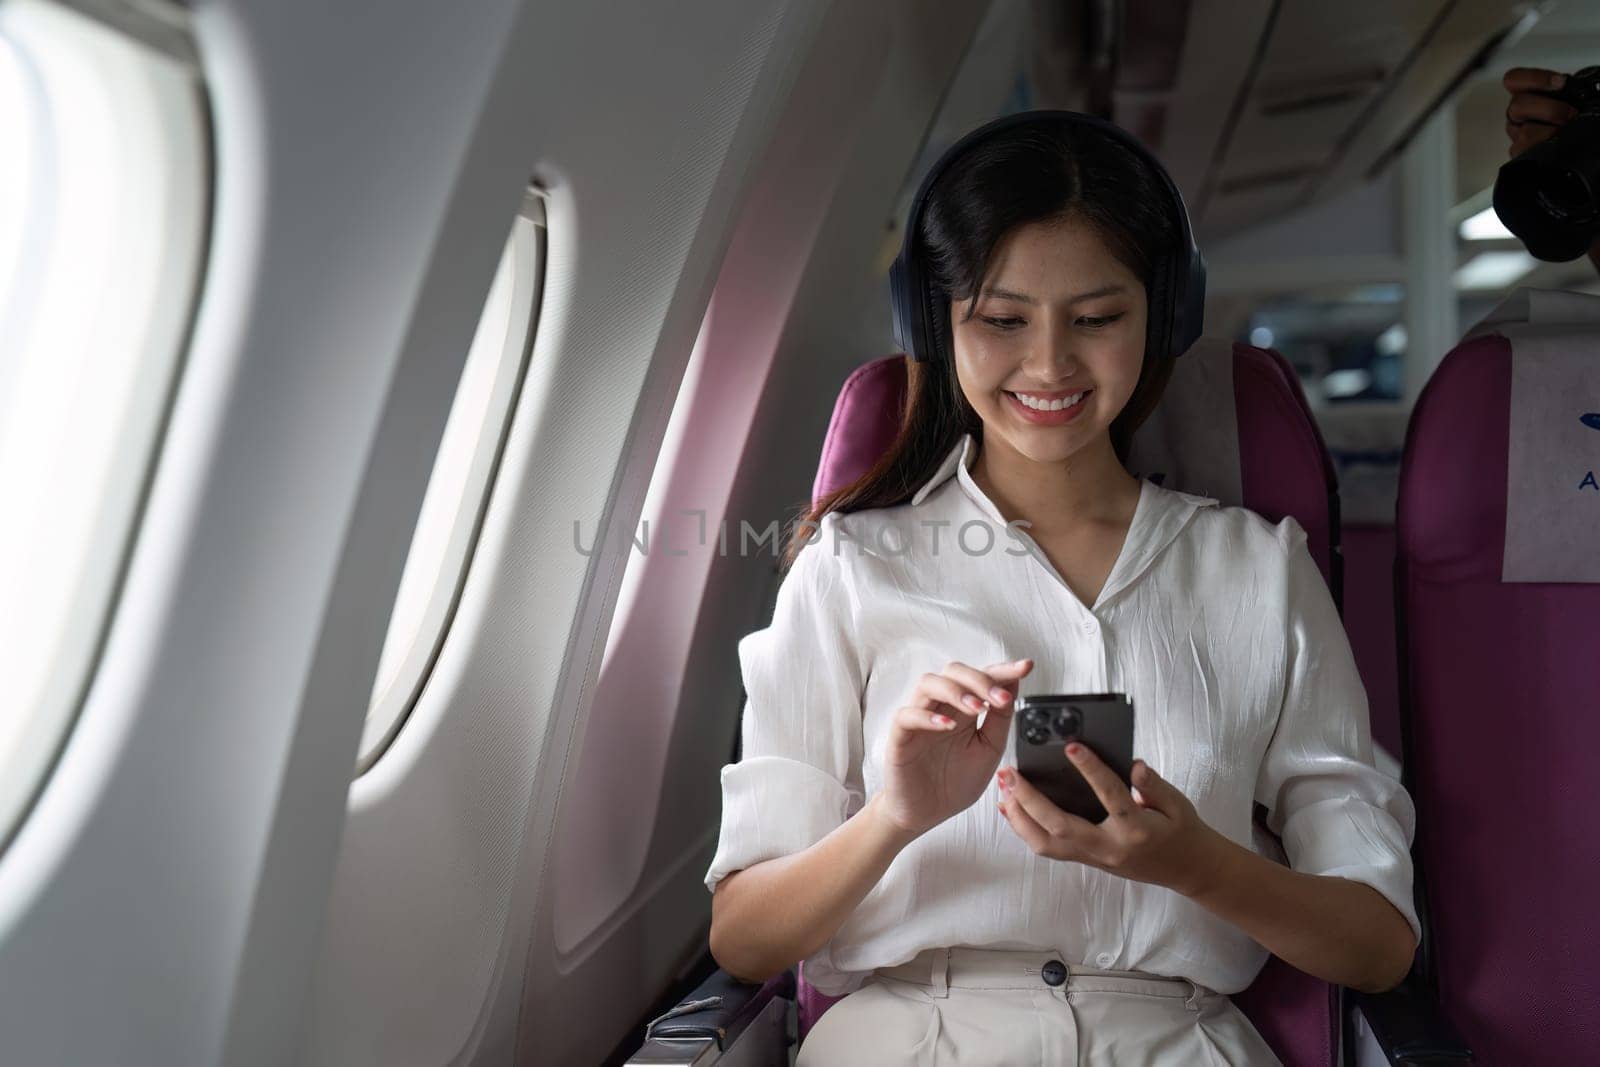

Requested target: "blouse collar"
[
  {"left": 908, "top": 432, "right": 1220, "bottom": 608},
  {"left": 909, "top": 432, "right": 989, "bottom": 511}
]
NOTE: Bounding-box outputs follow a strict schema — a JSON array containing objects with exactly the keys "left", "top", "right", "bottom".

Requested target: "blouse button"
[
  {"left": 1096, "top": 952, "right": 1114, "bottom": 967},
  {"left": 1081, "top": 617, "right": 1098, "bottom": 635}
]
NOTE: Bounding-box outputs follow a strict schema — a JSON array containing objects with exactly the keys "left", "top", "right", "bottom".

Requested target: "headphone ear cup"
[
  {"left": 889, "top": 254, "right": 923, "bottom": 362},
  {"left": 1177, "top": 252, "right": 1206, "bottom": 356}
]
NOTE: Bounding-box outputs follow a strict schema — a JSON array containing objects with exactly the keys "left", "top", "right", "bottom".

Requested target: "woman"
[{"left": 704, "top": 112, "right": 1420, "bottom": 1065}]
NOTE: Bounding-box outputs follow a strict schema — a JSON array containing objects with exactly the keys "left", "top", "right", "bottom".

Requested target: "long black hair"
[{"left": 783, "top": 116, "right": 1183, "bottom": 570}]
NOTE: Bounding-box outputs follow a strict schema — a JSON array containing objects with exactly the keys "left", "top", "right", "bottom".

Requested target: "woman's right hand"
[{"left": 879, "top": 658, "right": 1034, "bottom": 838}]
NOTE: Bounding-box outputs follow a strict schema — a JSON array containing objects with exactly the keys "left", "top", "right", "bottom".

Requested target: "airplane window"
[
  {"left": 0, "top": 0, "right": 208, "bottom": 851},
  {"left": 356, "top": 192, "right": 546, "bottom": 774}
]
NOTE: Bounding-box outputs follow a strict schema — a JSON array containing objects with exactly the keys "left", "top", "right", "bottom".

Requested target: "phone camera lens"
[
  {"left": 1022, "top": 707, "right": 1050, "bottom": 729},
  {"left": 1052, "top": 707, "right": 1082, "bottom": 738},
  {"left": 1023, "top": 724, "right": 1051, "bottom": 745}
]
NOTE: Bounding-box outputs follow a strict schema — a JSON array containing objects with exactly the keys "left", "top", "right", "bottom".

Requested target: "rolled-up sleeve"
[
  {"left": 704, "top": 517, "right": 867, "bottom": 894},
  {"left": 1254, "top": 519, "right": 1422, "bottom": 944}
]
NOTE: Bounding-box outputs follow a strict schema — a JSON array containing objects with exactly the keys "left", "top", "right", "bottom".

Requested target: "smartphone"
[{"left": 1010, "top": 693, "right": 1136, "bottom": 823}]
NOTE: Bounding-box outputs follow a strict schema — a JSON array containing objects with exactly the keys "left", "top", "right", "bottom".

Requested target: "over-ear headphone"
[{"left": 889, "top": 110, "right": 1206, "bottom": 366}]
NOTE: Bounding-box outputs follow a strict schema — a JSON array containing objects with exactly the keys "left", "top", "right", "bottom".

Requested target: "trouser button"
[{"left": 1041, "top": 959, "right": 1067, "bottom": 986}]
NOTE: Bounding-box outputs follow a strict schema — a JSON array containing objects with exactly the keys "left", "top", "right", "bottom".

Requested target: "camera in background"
[{"left": 1494, "top": 65, "right": 1600, "bottom": 261}]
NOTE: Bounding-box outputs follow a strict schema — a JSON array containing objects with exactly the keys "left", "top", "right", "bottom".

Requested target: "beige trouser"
[{"left": 795, "top": 947, "right": 1283, "bottom": 1066}]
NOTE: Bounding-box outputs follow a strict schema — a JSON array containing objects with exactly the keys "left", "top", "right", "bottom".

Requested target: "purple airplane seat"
[{"left": 1395, "top": 289, "right": 1600, "bottom": 1065}]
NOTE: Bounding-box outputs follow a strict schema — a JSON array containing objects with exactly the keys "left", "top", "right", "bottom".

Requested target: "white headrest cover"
[
  {"left": 1125, "top": 335, "right": 1242, "bottom": 506},
  {"left": 1468, "top": 287, "right": 1600, "bottom": 583}
]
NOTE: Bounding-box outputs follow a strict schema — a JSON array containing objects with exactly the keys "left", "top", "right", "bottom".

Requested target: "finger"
[
  {"left": 892, "top": 705, "right": 960, "bottom": 735},
  {"left": 1001, "top": 767, "right": 1100, "bottom": 844},
  {"left": 939, "top": 661, "right": 1022, "bottom": 712},
  {"left": 1129, "top": 759, "right": 1183, "bottom": 816},
  {"left": 976, "top": 659, "right": 1034, "bottom": 725},
  {"left": 911, "top": 671, "right": 996, "bottom": 718},
  {"left": 1509, "top": 124, "right": 1557, "bottom": 157},
  {"left": 1507, "top": 94, "right": 1578, "bottom": 127},
  {"left": 1503, "top": 67, "right": 1566, "bottom": 94},
  {"left": 1064, "top": 743, "right": 1137, "bottom": 820},
  {"left": 981, "top": 657, "right": 1034, "bottom": 679},
  {"left": 998, "top": 790, "right": 1064, "bottom": 858}
]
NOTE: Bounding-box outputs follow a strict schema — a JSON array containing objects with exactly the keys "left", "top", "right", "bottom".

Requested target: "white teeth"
[{"left": 1013, "top": 390, "right": 1086, "bottom": 412}]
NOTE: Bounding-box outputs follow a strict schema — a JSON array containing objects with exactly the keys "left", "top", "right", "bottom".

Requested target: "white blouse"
[{"left": 705, "top": 432, "right": 1420, "bottom": 997}]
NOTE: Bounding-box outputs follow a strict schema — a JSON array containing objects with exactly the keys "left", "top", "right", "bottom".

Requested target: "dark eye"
[
  {"left": 1079, "top": 313, "right": 1125, "bottom": 329},
  {"left": 981, "top": 315, "right": 1026, "bottom": 330}
]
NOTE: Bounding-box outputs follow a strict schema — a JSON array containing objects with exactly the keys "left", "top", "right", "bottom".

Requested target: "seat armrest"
[
  {"left": 1348, "top": 980, "right": 1473, "bottom": 1064},
  {"left": 626, "top": 968, "right": 796, "bottom": 1065}
]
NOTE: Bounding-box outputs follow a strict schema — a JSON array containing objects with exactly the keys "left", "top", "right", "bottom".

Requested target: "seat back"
[
  {"left": 802, "top": 338, "right": 1343, "bottom": 1066},
  {"left": 1395, "top": 291, "right": 1600, "bottom": 1064}
]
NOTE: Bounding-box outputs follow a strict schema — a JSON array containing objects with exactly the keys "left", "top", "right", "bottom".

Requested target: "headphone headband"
[{"left": 889, "top": 110, "right": 1205, "bottom": 365}]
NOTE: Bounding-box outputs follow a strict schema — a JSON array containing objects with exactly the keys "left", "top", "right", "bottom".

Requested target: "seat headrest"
[
  {"left": 811, "top": 356, "right": 907, "bottom": 507},
  {"left": 1124, "top": 336, "right": 1241, "bottom": 504},
  {"left": 1408, "top": 287, "right": 1600, "bottom": 583}
]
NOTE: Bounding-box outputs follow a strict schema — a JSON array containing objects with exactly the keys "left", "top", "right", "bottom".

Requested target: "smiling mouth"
[
  {"left": 1002, "top": 388, "right": 1093, "bottom": 426},
  {"left": 1007, "top": 389, "right": 1091, "bottom": 412}
]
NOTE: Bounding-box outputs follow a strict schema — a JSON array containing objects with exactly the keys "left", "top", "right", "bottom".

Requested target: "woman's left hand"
[{"left": 996, "top": 745, "right": 1227, "bottom": 898}]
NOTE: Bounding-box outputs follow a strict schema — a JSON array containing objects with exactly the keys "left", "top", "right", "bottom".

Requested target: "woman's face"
[{"left": 951, "top": 214, "right": 1147, "bottom": 465}]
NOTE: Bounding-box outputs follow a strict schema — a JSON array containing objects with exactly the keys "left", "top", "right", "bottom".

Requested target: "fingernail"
[
  {"left": 963, "top": 694, "right": 985, "bottom": 713},
  {"left": 934, "top": 714, "right": 954, "bottom": 727},
  {"left": 1066, "top": 742, "right": 1083, "bottom": 757},
  {"left": 997, "top": 768, "right": 1012, "bottom": 786},
  {"left": 1132, "top": 786, "right": 1145, "bottom": 805},
  {"left": 1011, "top": 658, "right": 1030, "bottom": 667},
  {"left": 989, "top": 687, "right": 1011, "bottom": 704}
]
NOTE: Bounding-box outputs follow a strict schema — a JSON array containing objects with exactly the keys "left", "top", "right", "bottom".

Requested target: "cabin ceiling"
[{"left": 1021, "top": 0, "right": 1598, "bottom": 243}]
